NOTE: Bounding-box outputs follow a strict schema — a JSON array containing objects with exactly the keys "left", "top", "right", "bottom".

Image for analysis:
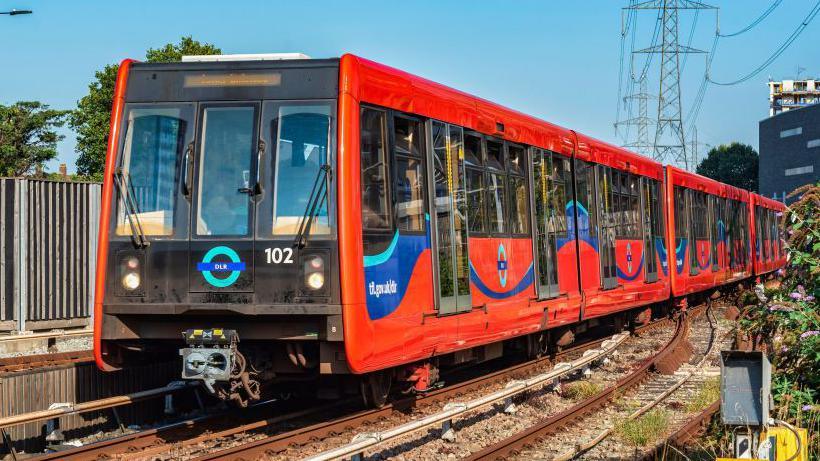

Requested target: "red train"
[{"left": 94, "top": 54, "right": 786, "bottom": 406}]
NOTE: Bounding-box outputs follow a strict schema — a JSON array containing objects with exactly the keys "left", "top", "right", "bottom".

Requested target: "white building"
[{"left": 768, "top": 79, "right": 820, "bottom": 117}]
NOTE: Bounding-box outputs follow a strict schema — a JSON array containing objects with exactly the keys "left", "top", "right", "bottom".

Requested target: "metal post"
[
  {"left": 14, "top": 180, "right": 28, "bottom": 332},
  {"left": 111, "top": 407, "right": 126, "bottom": 433}
]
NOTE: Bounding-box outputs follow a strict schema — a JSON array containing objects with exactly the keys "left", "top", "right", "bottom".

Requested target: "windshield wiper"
[
  {"left": 293, "top": 164, "right": 331, "bottom": 248},
  {"left": 114, "top": 168, "right": 150, "bottom": 248}
]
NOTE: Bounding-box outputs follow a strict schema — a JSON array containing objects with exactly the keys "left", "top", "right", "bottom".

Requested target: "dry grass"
[
  {"left": 561, "top": 381, "right": 603, "bottom": 401},
  {"left": 615, "top": 409, "right": 671, "bottom": 447},
  {"left": 685, "top": 378, "right": 721, "bottom": 413}
]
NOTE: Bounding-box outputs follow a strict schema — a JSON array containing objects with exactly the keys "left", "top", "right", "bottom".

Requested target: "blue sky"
[{"left": 1, "top": 0, "right": 819, "bottom": 173}]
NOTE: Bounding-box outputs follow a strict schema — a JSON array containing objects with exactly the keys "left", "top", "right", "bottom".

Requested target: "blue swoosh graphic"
[
  {"left": 616, "top": 254, "right": 644, "bottom": 281},
  {"left": 469, "top": 262, "right": 534, "bottom": 299},
  {"left": 655, "top": 237, "right": 669, "bottom": 276},
  {"left": 363, "top": 231, "right": 400, "bottom": 267}
]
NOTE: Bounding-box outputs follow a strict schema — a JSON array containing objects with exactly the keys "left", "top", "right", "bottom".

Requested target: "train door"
[
  {"left": 428, "top": 121, "right": 472, "bottom": 314},
  {"left": 641, "top": 178, "right": 658, "bottom": 282},
  {"left": 188, "top": 103, "right": 261, "bottom": 293},
  {"left": 597, "top": 166, "right": 617, "bottom": 289}
]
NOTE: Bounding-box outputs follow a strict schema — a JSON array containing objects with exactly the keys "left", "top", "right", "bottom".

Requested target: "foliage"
[
  {"left": 70, "top": 36, "right": 222, "bottom": 177},
  {"left": 685, "top": 378, "right": 721, "bottom": 413},
  {"left": 561, "top": 381, "right": 603, "bottom": 401},
  {"left": 696, "top": 142, "right": 759, "bottom": 192},
  {"left": 615, "top": 409, "right": 670, "bottom": 447},
  {"left": 737, "top": 182, "right": 820, "bottom": 457},
  {"left": 0, "top": 101, "right": 69, "bottom": 176}
]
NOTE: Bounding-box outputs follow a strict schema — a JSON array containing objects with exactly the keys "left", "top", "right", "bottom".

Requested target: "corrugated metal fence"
[
  {"left": 0, "top": 179, "right": 101, "bottom": 332},
  {"left": 1, "top": 360, "right": 182, "bottom": 453}
]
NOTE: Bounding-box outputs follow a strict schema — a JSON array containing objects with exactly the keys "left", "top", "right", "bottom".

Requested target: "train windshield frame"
[{"left": 112, "top": 99, "right": 337, "bottom": 241}]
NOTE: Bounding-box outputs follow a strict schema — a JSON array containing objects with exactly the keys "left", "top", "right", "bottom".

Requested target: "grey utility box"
[{"left": 720, "top": 350, "right": 771, "bottom": 426}]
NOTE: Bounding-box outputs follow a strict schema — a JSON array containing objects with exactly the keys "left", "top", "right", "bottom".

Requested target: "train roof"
[
  {"left": 666, "top": 165, "right": 751, "bottom": 201},
  {"left": 342, "top": 54, "right": 663, "bottom": 177},
  {"left": 752, "top": 193, "right": 786, "bottom": 211}
]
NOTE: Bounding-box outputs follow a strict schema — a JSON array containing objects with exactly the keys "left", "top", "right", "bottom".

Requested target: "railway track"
[
  {"left": 464, "top": 302, "right": 728, "bottom": 461},
  {"left": 0, "top": 350, "right": 93, "bottom": 374},
  {"left": 25, "top": 318, "right": 671, "bottom": 460},
  {"left": 197, "top": 316, "right": 676, "bottom": 461}
]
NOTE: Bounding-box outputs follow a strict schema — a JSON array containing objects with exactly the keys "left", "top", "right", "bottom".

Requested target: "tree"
[
  {"left": 0, "top": 101, "right": 69, "bottom": 176},
  {"left": 70, "top": 36, "right": 222, "bottom": 178},
  {"left": 695, "top": 142, "right": 759, "bottom": 192}
]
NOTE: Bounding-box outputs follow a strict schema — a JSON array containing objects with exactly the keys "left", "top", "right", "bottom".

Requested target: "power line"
[
  {"left": 718, "top": 0, "right": 782, "bottom": 37},
  {"left": 709, "top": 0, "right": 820, "bottom": 86},
  {"left": 681, "top": 9, "right": 699, "bottom": 73}
]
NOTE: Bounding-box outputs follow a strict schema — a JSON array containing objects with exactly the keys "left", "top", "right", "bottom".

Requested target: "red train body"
[{"left": 94, "top": 54, "right": 786, "bottom": 405}]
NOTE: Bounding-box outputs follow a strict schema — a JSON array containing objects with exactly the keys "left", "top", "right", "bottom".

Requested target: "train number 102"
[{"left": 263, "top": 247, "right": 294, "bottom": 264}]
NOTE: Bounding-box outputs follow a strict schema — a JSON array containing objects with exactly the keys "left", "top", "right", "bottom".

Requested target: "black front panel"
[
  {"left": 105, "top": 60, "right": 340, "bottom": 312},
  {"left": 126, "top": 59, "right": 339, "bottom": 103}
]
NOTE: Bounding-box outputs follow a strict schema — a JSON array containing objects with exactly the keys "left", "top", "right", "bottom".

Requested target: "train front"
[{"left": 95, "top": 55, "right": 342, "bottom": 406}]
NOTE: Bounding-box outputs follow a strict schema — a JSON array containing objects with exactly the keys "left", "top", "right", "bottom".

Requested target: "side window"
[
  {"left": 549, "top": 156, "right": 570, "bottom": 238},
  {"left": 464, "top": 133, "right": 487, "bottom": 234},
  {"left": 575, "top": 160, "right": 598, "bottom": 239},
  {"left": 626, "top": 174, "right": 639, "bottom": 238},
  {"left": 485, "top": 139, "right": 507, "bottom": 234},
  {"left": 507, "top": 144, "right": 529, "bottom": 235},
  {"left": 533, "top": 149, "right": 567, "bottom": 297},
  {"left": 360, "top": 107, "right": 391, "bottom": 230},
  {"left": 393, "top": 116, "right": 425, "bottom": 232}
]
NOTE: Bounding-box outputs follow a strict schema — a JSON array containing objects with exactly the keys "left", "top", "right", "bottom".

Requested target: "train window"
[
  {"left": 393, "top": 116, "right": 424, "bottom": 158},
  {"left": 674, "top": 187, "right": 688, "bottom": 272},
  {"left": 549, "top": 157, "right": 570, "bottom": 238},
  {"left": 509, "top": 176, "right": 529, "bottom": 235},
  {"left": 195, "top": 105, "right": 256, "bottom": 236},
  {"left": 431, "top": 122, "right": 472, "bottom": 314},
  {"left": 466, "top": 168, "right": 487, "bottom": 234},
  {"left": 360, "top": 107, "right": 391, "bottom": 230},
  {"left": 270, "top": 103, "right": 332, "bottom": 235},
  {"left": 394, "top": 156, "right": 425, "bottom": 232},
  {"left": 642, "top": 178, "right": 662, "bottom": 282},
  {"left": 485, "top": 139, "right": 504, "bottom": 171},
  {"left": 628, "top": 174, "right": 640, "bottom": 238},
  {"left": 464, "top": 133, "right": 483, "bottom": 167},
  {"left": 392, "top": 116, "right": 426, "bottom": 232},
  {"left": 533, "top": 149, "right": 566, "bottom": 296},
  {"left": 598, "top": 165, "right": 617, "bottom": 289},
  {"left": 115, "top": 104, "right": 193, "bottom": 237},
  {"left": 507, "top": 144, "right": 529, "bottom": 236},
  {"left": 709, "top": 196, "right": 719, "bottom": 270},
  {"left": 486, "top": 172, "right": 507, "bottom": 234},
  {"left": 574, "top": 160, "right": 598, "bottom": 240},
  {"left": 507, "top": 144, "right": 526, "bottom": 175}
]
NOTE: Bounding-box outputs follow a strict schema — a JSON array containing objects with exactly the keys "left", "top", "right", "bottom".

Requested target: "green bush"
[{"left": 738, "top": 182, "right": 819, "bottom": 457}]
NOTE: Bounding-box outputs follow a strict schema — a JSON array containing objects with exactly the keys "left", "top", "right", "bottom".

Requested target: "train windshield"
[
  {"left": 269, "top": 102, "right": 332, "bottom": 235},
  {"left": 115, "top": 104, "right": 193, "bottom": 236}
]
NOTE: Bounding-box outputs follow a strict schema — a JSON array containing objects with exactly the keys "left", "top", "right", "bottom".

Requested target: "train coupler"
[{"left": 179, "top": 329, "right": 260, "bottom": 406}]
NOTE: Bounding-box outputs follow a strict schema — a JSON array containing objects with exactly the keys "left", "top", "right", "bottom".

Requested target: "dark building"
[{"left": 759, "top": 102, "right": 820, "bottom": 203}]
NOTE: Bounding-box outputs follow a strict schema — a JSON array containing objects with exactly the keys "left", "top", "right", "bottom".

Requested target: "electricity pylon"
[
  {"left": 628, "top": 0, "right": 716, "bottom": 170},
  {"left": 616, "top": 77, "right": 656, "bottom": 157}
]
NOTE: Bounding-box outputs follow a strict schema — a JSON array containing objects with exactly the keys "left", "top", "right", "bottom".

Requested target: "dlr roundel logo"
[{"left": 497, "top": 243, "right": 508, "bottom": 288}]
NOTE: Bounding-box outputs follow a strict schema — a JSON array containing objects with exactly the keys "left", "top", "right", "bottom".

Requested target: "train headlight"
[
  {"left": 122, "top": 272, "right": 141, "bottom": 291},
  {"left": 306, "top": 272, "right": 325, "bottom": 290},
  {"left": 125, "top": 256, "right": 140, "bottom": 270}
]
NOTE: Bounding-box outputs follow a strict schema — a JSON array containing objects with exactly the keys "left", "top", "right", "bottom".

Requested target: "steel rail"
[
  {"left": 189, "top": 319, "right": 672, "bottom": 461},
  {"left": 551, "top": 305, "right": 718, "bottom": 460},
  {"left": 25, "top": 317, "right": 671, "bottom": 460},
  {"left": 301, "top": 332, "right": 631, "bottom": 461},
  {"left": 0, "top": 381, "right": 199, "bottom": 430},
  {"left": 0, "top": 350, "right": 93, "bottom": 374},
  {"left": 464, "top": 312, "right": 692, "bottom": 461}
]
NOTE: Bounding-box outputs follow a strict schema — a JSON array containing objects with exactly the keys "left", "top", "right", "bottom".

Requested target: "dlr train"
[{"left": 94, "top": 53, "right": 786, "bottom": 406}]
